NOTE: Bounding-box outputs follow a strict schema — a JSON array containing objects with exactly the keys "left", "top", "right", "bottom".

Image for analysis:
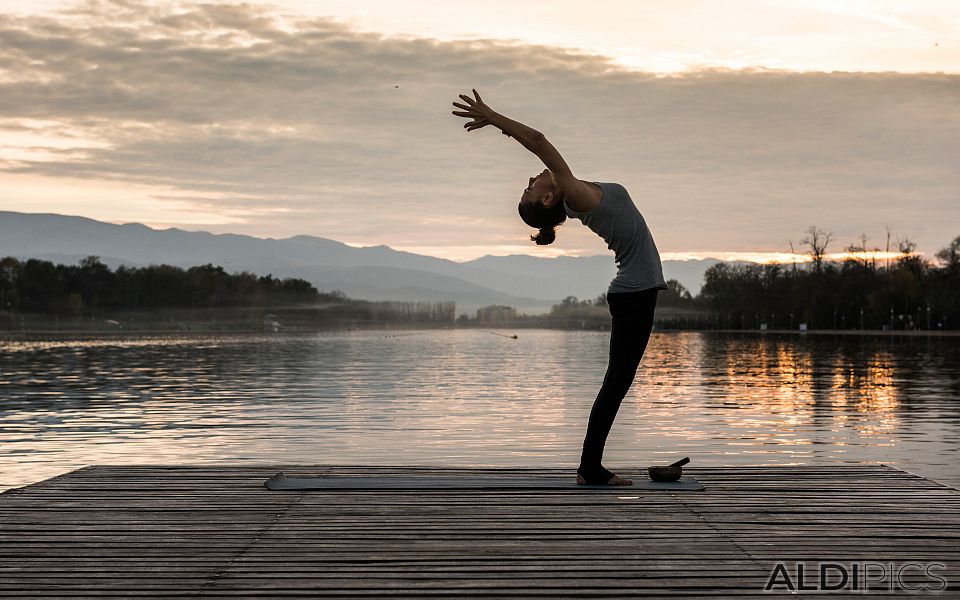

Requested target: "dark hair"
[{"left": 518, "top": 194, "right": 567, "bottom": 246}]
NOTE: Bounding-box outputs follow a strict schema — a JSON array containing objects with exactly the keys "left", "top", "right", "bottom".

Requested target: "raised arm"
[{"left": 451, "top": 89, "right": 598, "bottom": 212}]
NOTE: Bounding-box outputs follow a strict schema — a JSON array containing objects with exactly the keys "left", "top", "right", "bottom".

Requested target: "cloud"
[{"left": 0, "top": 0, "right": 958, "bottom": 258}]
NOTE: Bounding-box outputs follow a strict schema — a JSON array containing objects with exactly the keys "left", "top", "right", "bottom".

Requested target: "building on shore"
[{"left": 476, "top": 305, "right": 517, "bottom": 325}]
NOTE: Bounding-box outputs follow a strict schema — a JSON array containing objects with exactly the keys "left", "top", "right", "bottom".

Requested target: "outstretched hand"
[{"left": 451, "top": 88, "right": 500, "bottom": 133}]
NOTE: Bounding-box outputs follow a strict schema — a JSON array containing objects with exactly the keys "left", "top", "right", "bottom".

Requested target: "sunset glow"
[{"left": 1, "top": 0, "right": 957, "bottom": 261}]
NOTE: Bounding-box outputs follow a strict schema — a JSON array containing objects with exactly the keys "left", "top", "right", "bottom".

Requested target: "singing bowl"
[{"left": 647, "top": 466, "right": 683, "bottom": 482}]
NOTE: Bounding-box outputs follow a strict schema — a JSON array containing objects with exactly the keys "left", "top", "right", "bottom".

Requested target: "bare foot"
[{"left": 576, "top": 473, "right": 633, "bottom": 486}]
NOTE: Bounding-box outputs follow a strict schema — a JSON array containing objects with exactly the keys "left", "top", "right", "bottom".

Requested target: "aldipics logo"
[{"left": 764, "top": 562, "right": 947, "bottom": 593}]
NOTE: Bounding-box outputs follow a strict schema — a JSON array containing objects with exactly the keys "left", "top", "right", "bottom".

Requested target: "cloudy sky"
[{"left": 0, "top": 1, "right": 957, "bottom": 262}]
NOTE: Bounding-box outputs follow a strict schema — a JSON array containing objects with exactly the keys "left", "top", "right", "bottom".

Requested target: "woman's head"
[{"left": 518, "top": 169, "right": 566, "bottom": 245}]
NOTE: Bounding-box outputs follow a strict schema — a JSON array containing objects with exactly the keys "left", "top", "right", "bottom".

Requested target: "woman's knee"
[
  {"left": 602, "top": 364, "right": 639, "bottom": 392},
  {"left": 609, "top": 352, "right": 641, "bottom": 371}
]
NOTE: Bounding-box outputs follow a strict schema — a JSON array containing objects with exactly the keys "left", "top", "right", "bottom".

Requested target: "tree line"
[
  {"left": 505, "top": 229, "right": 959, "bottom": 331},
  {"left": 0, "top": 256, "right": 457, "bottom": 329},
  {"left": 696, "top": 229, "right": 960, "bottom": 330},
  {"left": 0, "top": 256, "right": 323, "bottom": 314},
  {"left": 4, "top": 228, "right": 958, "bottom": 332}
]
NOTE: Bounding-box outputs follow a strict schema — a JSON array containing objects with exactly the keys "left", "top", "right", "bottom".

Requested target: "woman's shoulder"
[
  {"left": 593, "top": 181, "right": 632, "bottom": 204},
  {"left": 591, "top": 181, "right": 628, "bottom": 195},
  {"left": 562, "top": 180, "right": 603, "bottom": 215}
]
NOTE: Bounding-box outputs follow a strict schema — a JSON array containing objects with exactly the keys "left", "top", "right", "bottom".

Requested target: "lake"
[{"left": 2, "top": 330, "right": 958, "bottom": 491}]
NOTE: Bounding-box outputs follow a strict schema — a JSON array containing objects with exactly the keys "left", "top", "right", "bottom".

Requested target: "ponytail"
[{"left": 530, "top": 226, "right": 556, "bottom": 245}]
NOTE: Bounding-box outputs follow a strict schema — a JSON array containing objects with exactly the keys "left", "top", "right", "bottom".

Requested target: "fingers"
[
  {"left": 466, "top": 118, "right": 489, "bottom": 131},
  {"left": 452, "top": 91, "right": 487, "bottom": 132},
  {"left": 452, "top": 111, "right": 483, "bottom": 125},
  {"left": 453, "top": 102, "right": 480, "bottom": 113}
]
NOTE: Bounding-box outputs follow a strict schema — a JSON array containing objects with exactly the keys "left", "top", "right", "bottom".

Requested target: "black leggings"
[{"left": 578, "top": 288, "right": 658, "bottom": 477}]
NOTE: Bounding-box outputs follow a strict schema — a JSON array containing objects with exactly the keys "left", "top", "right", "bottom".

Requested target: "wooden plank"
[{"left": 0, "top": 465, "right": 957, "bottom": 597}]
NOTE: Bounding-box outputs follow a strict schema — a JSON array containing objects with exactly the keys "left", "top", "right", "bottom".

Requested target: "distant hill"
[{"left": 0, "top": 211, "right": 732, "bottom": 314}]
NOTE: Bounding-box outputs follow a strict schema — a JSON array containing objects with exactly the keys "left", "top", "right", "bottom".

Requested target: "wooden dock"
[{"left": 1, "top": 465, "right": 958, "bottom": 597}]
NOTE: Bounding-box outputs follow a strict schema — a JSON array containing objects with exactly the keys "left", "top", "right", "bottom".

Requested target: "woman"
[{"left": 452, "top": 89, "right": 668, "bottom": 487}]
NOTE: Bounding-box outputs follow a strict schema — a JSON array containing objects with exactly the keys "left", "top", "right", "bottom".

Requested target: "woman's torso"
[{"left": 563, "top": 181, "right": 668, "bottom": 294}]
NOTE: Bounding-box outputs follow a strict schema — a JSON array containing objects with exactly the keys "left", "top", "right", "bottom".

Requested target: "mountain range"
[{"left": 0, "top": 211, "right": 732, "bottom": 315}]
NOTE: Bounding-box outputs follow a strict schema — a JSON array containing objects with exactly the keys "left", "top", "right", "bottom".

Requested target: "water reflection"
[{"left": 1, "top": 331, "right": 958, "bottom": 491}]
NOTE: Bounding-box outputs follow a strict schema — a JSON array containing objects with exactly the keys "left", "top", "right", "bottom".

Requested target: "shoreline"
[{"left": 2, "top": 326, "right": 959, "bottom": 339}]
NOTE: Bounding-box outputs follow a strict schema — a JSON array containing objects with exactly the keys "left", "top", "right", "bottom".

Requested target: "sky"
[{"left": 0, "top": 0, "right": 958, "bottom": 262}]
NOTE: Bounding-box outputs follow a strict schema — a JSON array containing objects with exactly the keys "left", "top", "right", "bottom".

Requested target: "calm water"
[{"left": 1, "top": 330, "right": 958, "bottom": 491}]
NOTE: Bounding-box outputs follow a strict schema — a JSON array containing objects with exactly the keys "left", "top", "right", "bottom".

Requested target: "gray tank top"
[{"left": 563, "top": 181, "right": 668, "bottom": 294}]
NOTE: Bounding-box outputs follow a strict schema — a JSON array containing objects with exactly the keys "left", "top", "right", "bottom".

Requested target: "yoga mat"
[{"left": 264, "top": 473, "right": 704, "bottom": 491}]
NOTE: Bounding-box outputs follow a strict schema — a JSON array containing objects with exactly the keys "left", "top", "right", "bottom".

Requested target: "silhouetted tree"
[
  {"left": 658, "top": 279, "right": 694, "bottom": 307},
  {"left": 802, "top": 226, "right": 833, "bottom": 275},
  {"left": 935, "top": 236, "right": 960, "bottom": 274}
]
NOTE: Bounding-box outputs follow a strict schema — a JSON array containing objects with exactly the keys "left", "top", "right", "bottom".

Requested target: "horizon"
[
  {"left": 0, "top": 208, "right": 927, "bottom": 268},
  {"left": 1, "top": 1, "right": 957, "bottom": 262}
]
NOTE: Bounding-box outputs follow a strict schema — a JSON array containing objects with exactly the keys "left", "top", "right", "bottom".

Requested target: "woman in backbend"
[{"left": 451, "top": 89, "right": 668, "bottom": 487}]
